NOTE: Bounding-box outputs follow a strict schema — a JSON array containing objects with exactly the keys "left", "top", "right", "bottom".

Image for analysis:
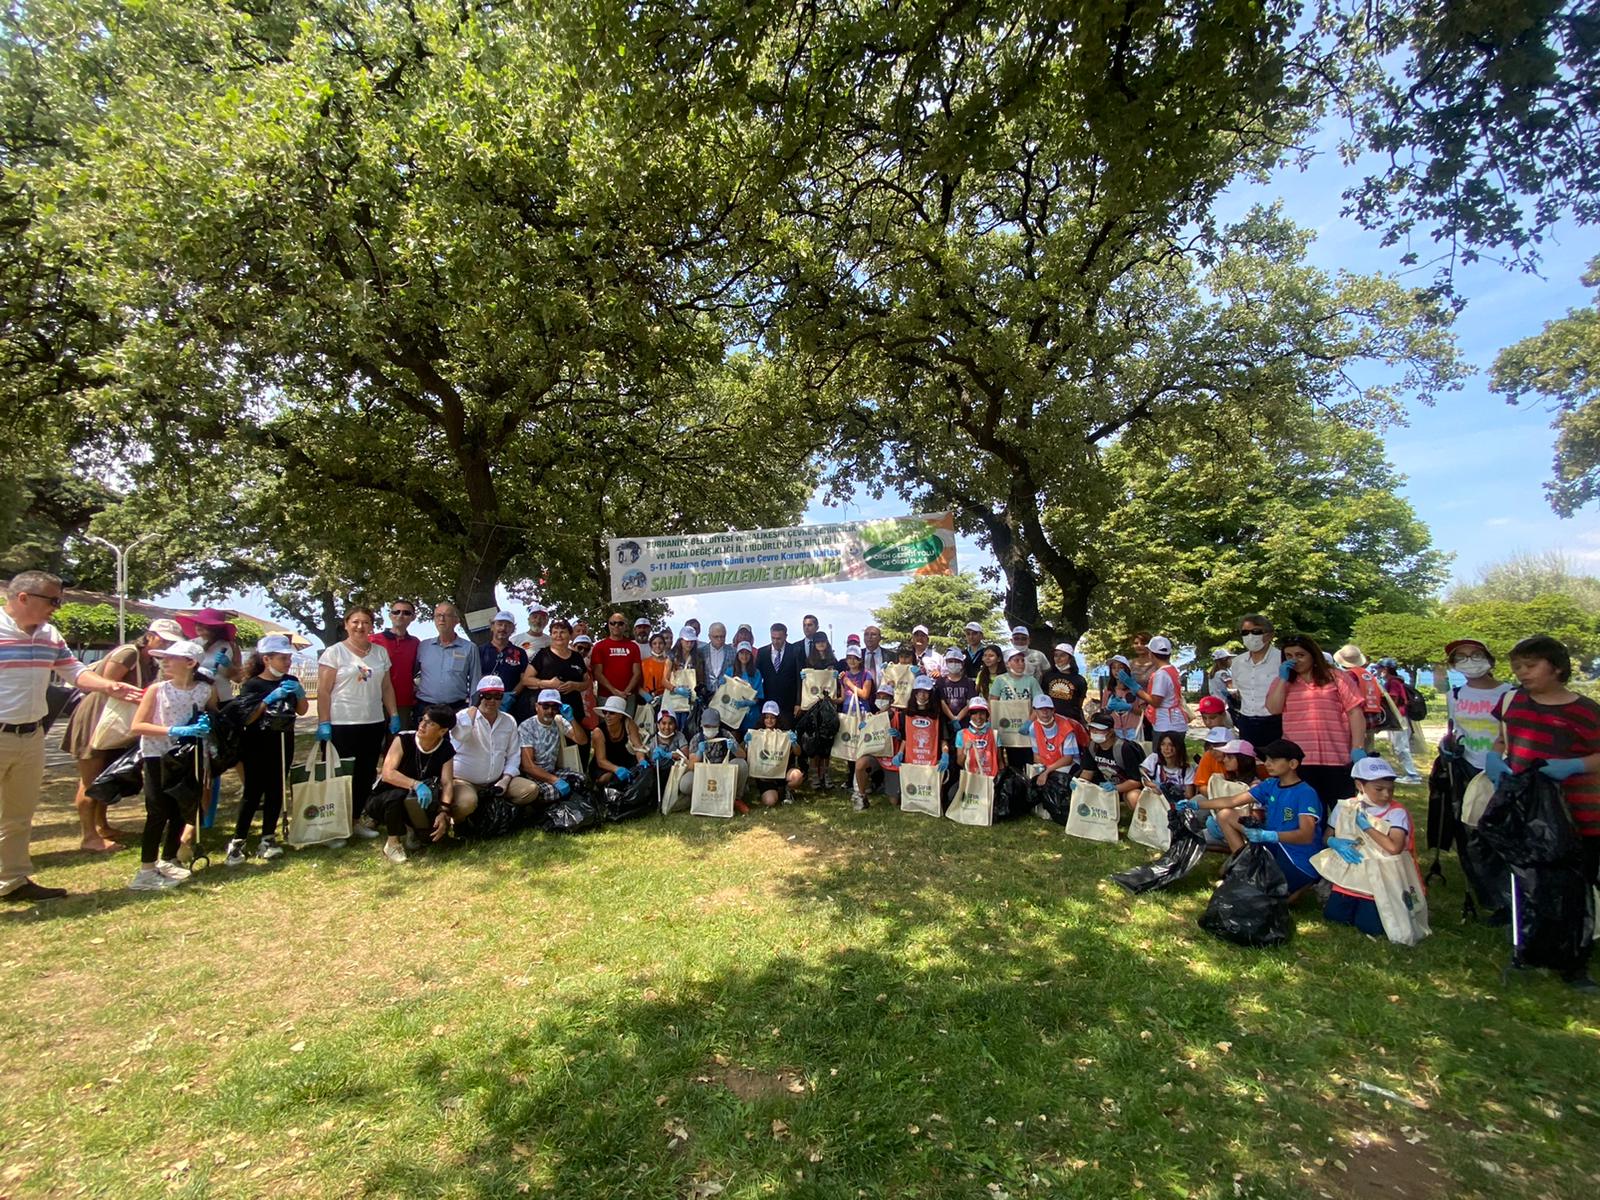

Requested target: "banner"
[{"left": 608, "top": 514, "right": 957, "bottom": 602}]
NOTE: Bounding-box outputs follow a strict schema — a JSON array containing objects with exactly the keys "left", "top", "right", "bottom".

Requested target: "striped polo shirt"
[
  {"left": 1496, "top": 689, "right": 1600, "bottom": 837},
  {"left": 0, "top": 608, "right": 85, "bottom": 724}
]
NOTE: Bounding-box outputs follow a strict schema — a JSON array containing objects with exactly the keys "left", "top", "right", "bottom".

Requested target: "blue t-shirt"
[{"left": 1248, "top": 778, "right": 1323, "bottom": 877}]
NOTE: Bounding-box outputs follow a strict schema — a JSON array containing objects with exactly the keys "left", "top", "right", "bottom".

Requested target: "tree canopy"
[{"left": 871, "top": 572, "right": 1002, "bottom": 646}]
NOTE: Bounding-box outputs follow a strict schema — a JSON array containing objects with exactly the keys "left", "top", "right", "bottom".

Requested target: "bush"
[{"left": 54, "top": 603, "right": 148, "bottom": 648}]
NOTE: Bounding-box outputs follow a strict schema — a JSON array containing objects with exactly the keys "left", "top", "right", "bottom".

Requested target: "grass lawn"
[{"left": 1, "top": 743, "right": 1597, "bottom": 1200}]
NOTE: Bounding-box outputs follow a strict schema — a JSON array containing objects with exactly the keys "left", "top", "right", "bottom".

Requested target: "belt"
[{"left": 0, "top": 721, "right": 42, "bottom": 736}]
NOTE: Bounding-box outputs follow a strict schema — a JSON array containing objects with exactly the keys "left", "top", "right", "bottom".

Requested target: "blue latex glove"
[
  {"left": 673, "top": 686, "right": 692, "bottom": 699},
  {"left": 1539, "top": 757, "right": 1588, "bottom": 781},
  {"left": 787, "top": 731, "right": 798, "bottom": 746},
  {"left": 937, "top": 753, "right": 950, "bottom": 772},
  {"left": 212, "top": 649, "right": 230, "bottom": 671},
  {"left": 639, "top": 690, "right": 655, "bottom": 705},
  {"left": 1105, "top": 698, "right": 1132, "bottom": 714},
  {"left": 1115, "top": 670, "right": 1138, "bottom": 693},
  {"left": 1099, "top": 781, "right": 1117, "bottom": 794},
  {"left": 1243, "top": 827, "right": 1279, "bottom": 844},
  {"left": 614, "top": 766, "right": 632, "bottom": 782},
  {"left": 738, "top": 698, "right": 755, "bottom": 709},
  {"left": 1277, "top": 662, "right": 1294, "bottom": 683},
  {"left": 282, "top": 678, "right": 305, "bottom": 699},
  {"left": 1176, "top": 798, "right": 1199, "bottom": 812},
  {"left": 651, "top": 745, "right": 673, "bottom": 764},
  {"left": 1355, "top": 809, "right": 1373, "bottom": 832},
  {"left": 892, "top": 751, "right": 904, "bottom": 767},
  {"left": 742, "top": 731, "right": 752, "bottom": 746},
  {"left": 1327, "top": 836, "right": 1363, "bottom": 865},
  {"left": 169, "top": 720, "right": 209, "bottom": 739},
  {"left": 559, "top": 704, "right": 573, "bottom": 721},
  {"left": 415, "top": 781, "right": 434, "bottom": 808},
  {"left": 1484, "top": 751, "right": 1508, "bottom": 784},
  {"left": 554, "top": 778, "right": 572, "bottom": 798},
  {"left": 316, "top": 722, "right": 333, "bottom": 741},
  {"left": 388, "top": 714, "right": 402, "bottom": 734},
  {"left": 889, "top": 725, "right": 903, "bottom": 740},
  {"left": 264, "top": 685, "right": 289, "bottom": 705},
  {"left": 1349, "top": 747, "right": 1367, "bottom": 764}
]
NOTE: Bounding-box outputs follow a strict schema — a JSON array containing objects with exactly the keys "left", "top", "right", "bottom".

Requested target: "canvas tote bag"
[
  {"left": 991, "top": 698, "right": 1031, "bottom": 749},
  {"left": 946, "top": 770, "right": 994, "bottom": 827},
  {"left": 800, "top": 668, "right": 835, "bottom": 711},
  {"left": 710, "top": 675, "right": 756, "bottom": 731},
  {"left": 898, "top": 762, "right": 942, "bottom": 817},
  {"left": 1065, "top": 777, "right": 1120, "bottom": 844},
  {"left": 1129, "top": 786, "right": 1171, "bottom": 852},
  {"left": 691, "top": 759, "right": 740, "bottom": 818},
  {"left": 287, "top": 741, "right": 353, "bottom": 847}
]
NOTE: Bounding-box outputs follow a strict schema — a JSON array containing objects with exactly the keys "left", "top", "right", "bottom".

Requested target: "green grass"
[{"left": 1, "top": 747, "right": 1596, "bottom": 1199}]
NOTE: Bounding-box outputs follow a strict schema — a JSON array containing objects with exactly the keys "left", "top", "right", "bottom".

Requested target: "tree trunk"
[{"left": 454, "top": 525, "right": 520, "bottom": 645}]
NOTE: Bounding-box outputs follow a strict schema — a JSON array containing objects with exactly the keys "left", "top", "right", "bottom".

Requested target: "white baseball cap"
[
  {"left": 912, "top": 675, "right": 935, "bottom": 690},
  {"left": 761, "top": 701, "right": 781, "bottom": 716},
  {"left": 1351, "top": 756, "right": 1399, "bottom": 781},
  {"left": 1011, "top": 625, "right": 1029, "bottom": 637},
  {"left": 968, "top": 696, "right": 989, "bottom": 710},
  {"left": 1220, "top": 739, "right": 1255, "bottom": 757},
  {"left": 964, "top": 621, "right": 985, "bottom": 634},
  {"left": 1053, "top": 642, "right": 1075, "bottom": 656},
  {"left": 1031, "top": 695, "right": 1055, "bottom": 709},
  {"left": 1203, "top": 727, "right": 1230, "bottom": 745},
  {"left": 1147, "top": 635, "right": 1173, "bottom": 655},
  {"left": 151, "top": 638, "right": 205, "bottom": 662},
  {"left": 493, "top": 610, "right": 516, "bottom": 624},
  {"left": 536, "top": 688, "right": 562, "bottom": 705},
  {"left": 633, "top": 615, "right": 650, "bottom": 627},
  {"left": 573, "top": 634, "right": 593, "bottom": 646},
  {"left": 735, "top": 640, "right": 754, "bottom": 654},
  {"left": 1006, "top": 646, "right": 1026, "bottom": 661},
  {"left": 944, "top": 648, "right": 964, "bottom": 661},
  {"left": 1212, "top": 647, "right": 1233, "bottom": 661},
  {"left": 474, "top": 675, "right": 506, "bottom": 693},
  {"left": 257, "top": 633, "right": 295, "bottom": 655},
  {"left": 912, "top": 624, "right": 929, "bottom": 635}
]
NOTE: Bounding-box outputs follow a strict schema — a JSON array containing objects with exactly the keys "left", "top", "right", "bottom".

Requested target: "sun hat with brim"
[
  {"left": 1444, "top": 638, "right": 1494, "bottom": 663},
  {"left": 257, "top": 633, "right": 296, "bottom": 656},
  {"left": 175, "top": 609, "right": 237, "bottom": 643},
  {"left": 600, "top": 695, "right": 630, "bottom": 716},
  {"left": 150, "top": 638, "right": 205, "bottom": 662},
  {"left": 1352, "top": 756, "right": 1399, "bottom": 781},
  {"left": 1334, "top": 643, "right": 1368, "bottom": 668}
]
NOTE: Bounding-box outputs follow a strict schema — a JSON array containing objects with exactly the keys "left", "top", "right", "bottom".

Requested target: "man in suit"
[
  {"left": 756, "top": 622, "right": 803, "bottom": 724},
  {"left": 799, "top": 613, "right": 823, "bottom": 661}
]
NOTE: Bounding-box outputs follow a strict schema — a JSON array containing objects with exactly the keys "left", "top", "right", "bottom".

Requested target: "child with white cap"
[
  {"left": 1322, "top": 756, "right": 1416, "bottom": 937},
  {"left": 685, "top": 709, "right": 749, "bottom": 811},
  {"left": 743, "top": 701, "right": 802, "bottom": 807},
  {"left": 224, "top": 633, "right": 308, "bottom": 866},
  {"left": 126, "top": 639, "right": 216, "bottom": 890}
]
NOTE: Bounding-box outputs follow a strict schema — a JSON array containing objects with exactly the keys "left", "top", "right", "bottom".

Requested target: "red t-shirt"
[
  {"left": 1496, "top": 689, "right": 1600, "bottom": 837},
  {"left": 371, "top": 631, "right": 418, "bottom": 707},
  {"left": 591, "top": 637, "right": 642, "bottom": 695}
]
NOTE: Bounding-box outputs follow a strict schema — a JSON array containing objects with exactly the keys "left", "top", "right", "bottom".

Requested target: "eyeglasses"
[
  {"left": 392, "top": 608, "right": 415, "bottom": 617},
  {"left": 608, "top": 620, "right": 626, "bottom": 627},
  {"left": 28, "top": 592, "right": 64, "bottom": 608}
]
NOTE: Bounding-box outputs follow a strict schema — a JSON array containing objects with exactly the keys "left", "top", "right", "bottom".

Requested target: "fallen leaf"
[
  {"left": 289, "top": 1041, "right": 306, "bottom": 1054},
  {"left": 771, "top": 1119, "right": 789, "bottom": 1138},
  {"left": 1214, "top": 1041, "right": 1233, "bottom": 1054}
]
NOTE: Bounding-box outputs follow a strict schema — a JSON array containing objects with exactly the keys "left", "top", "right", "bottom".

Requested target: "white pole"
[{"left": 82, "top": 532, "right": 157, "bottom": 646}]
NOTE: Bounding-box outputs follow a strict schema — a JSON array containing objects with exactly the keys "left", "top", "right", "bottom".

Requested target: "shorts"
[
  {"left": 1266, "top": 844, "right": 1320, "bottom": 893},
  {"left": 1324, "top": 890, "right": 1385, "bottom": 937}
]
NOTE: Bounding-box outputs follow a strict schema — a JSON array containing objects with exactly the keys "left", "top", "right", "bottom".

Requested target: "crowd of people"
[{"left": 2, "top": 572, "right": 1596, "bottom": 990}]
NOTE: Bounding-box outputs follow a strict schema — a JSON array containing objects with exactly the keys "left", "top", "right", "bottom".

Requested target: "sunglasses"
[
  {"left": 392, "top": 609, "right": 415, "bottom": 616},
  {"left": 608, "top": 620, "right": 626, "bottom": 627},
  {"left": 27, "top": 592, "right": 63, "bottom": 608}
]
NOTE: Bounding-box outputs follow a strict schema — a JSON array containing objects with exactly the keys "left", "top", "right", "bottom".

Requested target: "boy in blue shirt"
[{"left": 1214, "top": 737, "right": 1324, "bottom": 894}]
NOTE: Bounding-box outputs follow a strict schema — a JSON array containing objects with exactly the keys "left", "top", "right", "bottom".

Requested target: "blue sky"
[{"left": 158, "top": 127, "right": 1600, "bottom": 647}]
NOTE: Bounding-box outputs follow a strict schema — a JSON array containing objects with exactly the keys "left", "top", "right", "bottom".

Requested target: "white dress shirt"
[{"left": 450, "top": 706, "right": 522, "bottom": 784}]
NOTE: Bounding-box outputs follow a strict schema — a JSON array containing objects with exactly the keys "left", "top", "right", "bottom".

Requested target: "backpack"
[
  {"left": 1350, "top": 666, "right": 1386, "bottom": 719},
  {"left": 1403, "top": 680, "right": 1427, "bottom": 720}
]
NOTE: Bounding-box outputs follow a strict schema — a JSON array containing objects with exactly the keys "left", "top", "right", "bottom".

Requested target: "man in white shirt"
[
  {"left": 910, "top": 625, "right": 942, "bottom": 679},
  {"left": 1009, "top": 626, "right": 1050, "bottom": 682},
  {"left": 2, "top": 570, "right": 143, "bottom": 901},
  {"left": 449, "top": 677, "right": 537, "bottom": 807},
  {"left": 515, "top": 604, "right": 552, "bottom": 657},
  {"left": 1227, "top": 612, "right": 1283, "bottom": 749}
]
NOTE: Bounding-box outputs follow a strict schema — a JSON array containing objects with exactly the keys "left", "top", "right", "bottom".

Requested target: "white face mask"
[
  {"left": 1092, "top": 732, "right": 1112, "bottom": 745},
  {"left": 1453, "top": 655, "right": 1492, "bottom": 679},
  {"left": 262, "top": 664, "right": 285, "bottom": 680},
  {"left": 1242, "top": 633, "right": 1268, "bottom": 652}
]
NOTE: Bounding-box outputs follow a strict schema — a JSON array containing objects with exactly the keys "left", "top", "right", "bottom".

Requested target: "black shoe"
[
  {"left": 3, "top": 879, "right": 67, "bottom": 902},
  {"left": 1563, "top": 973, "right": 1600, "bottom": 994}
]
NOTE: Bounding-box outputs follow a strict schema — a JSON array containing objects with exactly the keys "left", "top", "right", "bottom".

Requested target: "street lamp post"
[{"left": 82, "top": 533, "right": 158, "bottom": 646}]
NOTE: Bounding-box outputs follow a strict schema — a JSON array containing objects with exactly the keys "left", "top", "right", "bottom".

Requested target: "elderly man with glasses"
[
  {"left": 415, "top": 603, "right": 477, "bottom": 726},
  {"left": 1228, "top": 612, "right": 1284, "bottom": 749},
  {"left": 1, "top": 570, "right": 145, "bottom": 902}
]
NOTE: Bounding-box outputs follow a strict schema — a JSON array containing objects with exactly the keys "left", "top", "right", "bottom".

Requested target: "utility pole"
[{"left": 82, "top": 533, "right": 157, "bottom": 646}]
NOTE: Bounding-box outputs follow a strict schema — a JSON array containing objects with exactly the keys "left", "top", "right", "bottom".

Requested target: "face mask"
[
  {"left": 1242, "top": 633, "right": 1267, "bottom": 652},
  {"left": 262, "top": 664, "right": 285, "bottom": 680},
  {"left": 1092, "top": 732, "right": 1112, "bottom": 745},
  {"left": 1453, "top": 656, "right": 1491, "bottom": 679}
]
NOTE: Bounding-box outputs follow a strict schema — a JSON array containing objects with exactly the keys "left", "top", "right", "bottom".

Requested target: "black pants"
[
  {"left": 1297, "top": 763, "right": 1350, "bottom": 820},
  {"left": 1233, "top": 713, "right": 1282, "bottom": 751},
  {"left": 365, "top": 786, "right": 422, "bottom": 837},
  {"left": 331, "top": 721, "right": 386, "bottom": 826},
  {"left": 140, "top": 757, "right": 185, "bottom": 863},
  {"left": 234, "top": 731, "right": 291, "bottom": 841}
]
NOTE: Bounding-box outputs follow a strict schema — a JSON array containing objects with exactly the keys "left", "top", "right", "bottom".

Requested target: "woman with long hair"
[
  {"left": 316, "top": 606, "right": 400, "bottom": 846},
  {"left": 1265, "top": 632, "right": 1366, "bottom": 815}
]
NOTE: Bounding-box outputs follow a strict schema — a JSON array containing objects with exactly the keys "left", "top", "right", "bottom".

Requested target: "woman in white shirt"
[{"left": 315, "top": 606, "right": 399, "bottom": 844}]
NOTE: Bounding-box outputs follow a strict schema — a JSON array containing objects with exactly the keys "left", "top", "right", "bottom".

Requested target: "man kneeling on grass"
[
  {"left": 1212, "top": 737, "right": 1324, "bottom": 898},
  {"left": 444, "top": 688, "right": 589, "bottom": 840}
]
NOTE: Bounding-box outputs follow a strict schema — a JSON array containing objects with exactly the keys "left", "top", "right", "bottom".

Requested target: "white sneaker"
[
  {"left": 129, "top": 867, "right": 178, "bottom": 892},
  {"left": 1032, "top": 804, "right": 1051, "bottom": 821},
  {"left": 382, "top": 842, "right": 407, "bottom": 865},
  {"left": 353, "top": 820, "right": 381, "bottom": 840},
  {"left": 155, "top": 859, "right": 191, "bottom": 882},
  {"left": 224, "top": 838, "right": 247, "bottom": 867},
  {"left": 257, "top": 836, "right": 284, "bottom": 861}
]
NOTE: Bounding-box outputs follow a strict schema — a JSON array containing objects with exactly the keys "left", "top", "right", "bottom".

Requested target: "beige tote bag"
[
  {"left": 691, "top": 760, "right": 740, "bottom": 818},
  {"left": 946, "top": 771, "right": 994, "bottom": 826},
  {"left": 898, "top": 762, "right": 942, "bottom": 817}
]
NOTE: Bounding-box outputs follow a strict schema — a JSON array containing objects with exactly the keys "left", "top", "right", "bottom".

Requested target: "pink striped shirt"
[
  {"left": 0, "top": 609, "right": 84, "bottom": 723},
  {"left": 1281, "top": 672, "right": 1361, "bottom": 767}
]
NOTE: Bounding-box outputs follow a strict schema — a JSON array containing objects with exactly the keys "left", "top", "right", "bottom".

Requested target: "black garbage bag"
[
  {"left": 1459, "top": 827, "right": 1514, "bottom": 914},
  {"left": 1510, "top": 864, "right": 1596, "bottom": 972},
  {"left": 160, "top": 738, "right": 206, "bottom": 808},
  {"left": 1112, "top": 806, "right": 1211, "bottom": 895},
  {"left": 1426, "top": 751, "right": 1462, "bottom": 854},
  {"left": 536, "top": 771, "right": 600, "bottom": 833},
  {"left": 1029, "top": 772, "right": 1075, "bottom": 825},
  {"left": 796, "top": 698, "right": 840, "bottom": 759},
  {"left": 599, "top": 767, "right": 658, "bottom": 823},
  {"left": 1198, "top": 844, "right": 1291, "bottom": 947},
  {"left": 87, "top": 745, "right": 144, "bottom": 805},
  {"left": 1478, "top": 767, "right": 1583, "bottom": 868},
  {"left": 992, "top": 768, "right": 1033, "bottom": 822}
]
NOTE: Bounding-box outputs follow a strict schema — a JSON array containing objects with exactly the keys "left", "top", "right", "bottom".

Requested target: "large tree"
[
  {"left": 871, "top": 572, "right": 1002, "bottom": 645},
  {"left": 19, "top": 0, "right": 818, "bottom": 622}
]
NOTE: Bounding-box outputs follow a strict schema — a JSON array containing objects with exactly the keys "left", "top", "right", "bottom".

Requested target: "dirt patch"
[
  {"left": 697, "top": 1061, "right": 808, "bottom": 1103},
  {"left": 1320, "top": 1125, "right": 1449, "bottom": 1200}
]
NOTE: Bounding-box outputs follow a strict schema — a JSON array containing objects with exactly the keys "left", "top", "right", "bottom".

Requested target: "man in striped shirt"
[{"left": 2, "top": 571, "right": 143, "bottom": 901}]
